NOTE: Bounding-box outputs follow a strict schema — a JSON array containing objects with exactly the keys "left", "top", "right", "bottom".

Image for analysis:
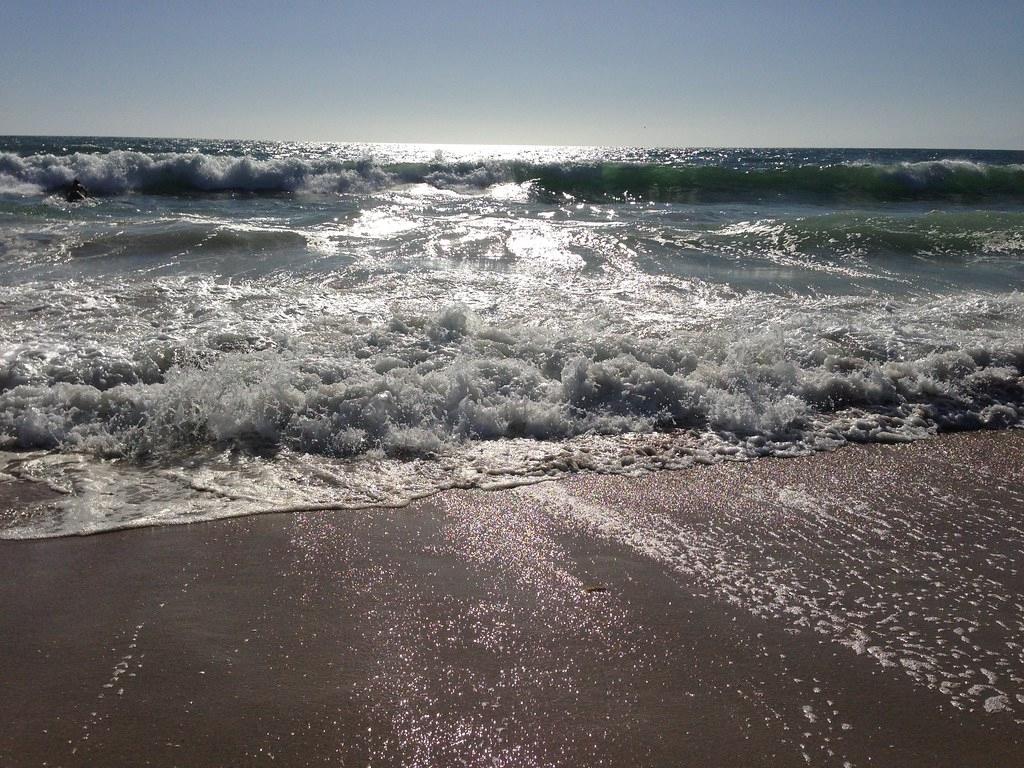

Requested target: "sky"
[{"left": 2, "top": 0, "right": 1022, "bottom": 148}]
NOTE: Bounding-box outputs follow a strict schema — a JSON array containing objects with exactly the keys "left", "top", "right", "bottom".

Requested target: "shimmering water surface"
[{"left": 1, "top": 138, "right": 1022, "bottom": 537}]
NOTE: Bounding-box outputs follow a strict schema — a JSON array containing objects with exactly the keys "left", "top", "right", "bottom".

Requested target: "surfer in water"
[{"left": 65, "top": 178, "right": 88, "bottom": 202}]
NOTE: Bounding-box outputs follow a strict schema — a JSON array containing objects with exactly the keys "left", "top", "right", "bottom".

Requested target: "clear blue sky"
[{"left": 2, "top": 0, "right": 1022, "bottom": 148}]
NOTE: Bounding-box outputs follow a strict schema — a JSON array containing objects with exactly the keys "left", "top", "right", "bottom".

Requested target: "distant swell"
[{"left": 2, "top": 151, "right": 1024, "bottom": 202}]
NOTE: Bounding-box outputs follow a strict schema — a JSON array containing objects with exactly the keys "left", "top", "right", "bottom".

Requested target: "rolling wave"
[
  {"left": 2, "top": 150, "right": 1024, "bottom": 202},
  {"left": 523, "top": 159, "right": 1024, "bottom": 203}
]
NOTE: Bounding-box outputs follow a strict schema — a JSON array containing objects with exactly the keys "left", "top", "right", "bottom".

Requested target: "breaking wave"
[{"left": 2, "top": 151, "right": 1024, "bottom": 202}]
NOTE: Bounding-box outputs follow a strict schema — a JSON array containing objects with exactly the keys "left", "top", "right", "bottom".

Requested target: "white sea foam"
[
  {"left": 1, "top": 299, "right": 1020, "bottom": 459},
  {"left": 0, "top": 172, "right": 44, "bottom": 196}
]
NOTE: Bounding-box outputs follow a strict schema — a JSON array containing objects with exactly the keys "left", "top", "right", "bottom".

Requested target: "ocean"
[{"left": 1, "top": 137, "right": 1023, "bottom": 538}]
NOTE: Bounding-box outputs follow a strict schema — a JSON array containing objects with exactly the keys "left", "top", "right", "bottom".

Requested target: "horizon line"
[{"left": 2, "top": 133, "right": 1022, "bottom": 153}]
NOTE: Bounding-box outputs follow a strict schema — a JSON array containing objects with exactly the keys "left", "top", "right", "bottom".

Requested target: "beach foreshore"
[{"left": 2, "top": 431, "right": 1023, "bottom": 767}]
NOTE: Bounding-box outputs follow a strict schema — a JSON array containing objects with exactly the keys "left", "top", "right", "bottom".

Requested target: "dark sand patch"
[{"left": 1, "top": 431, "right": 1023, "bottom": 767}]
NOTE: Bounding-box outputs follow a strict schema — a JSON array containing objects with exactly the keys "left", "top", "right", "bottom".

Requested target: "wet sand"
[{"left": 2, "top": 431, "right": 1023, "bottom": 767}]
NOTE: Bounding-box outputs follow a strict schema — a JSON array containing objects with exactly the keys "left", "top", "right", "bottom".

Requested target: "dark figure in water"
[{"left": 65, "top": 178, "right": 88, "bottom": 202}]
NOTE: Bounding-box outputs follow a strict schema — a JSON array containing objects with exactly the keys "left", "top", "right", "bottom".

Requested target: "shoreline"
[
  {"left": 3, "top": 427, "right": 1021, "bottom": 542},
  {"left": 2, "top": 430, "right": 1023, "bottom": 766}
]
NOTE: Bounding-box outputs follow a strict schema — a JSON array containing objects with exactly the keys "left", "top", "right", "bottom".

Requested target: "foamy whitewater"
[{"left": 1, "top": 137, "right": 1023, "bottom": 537}]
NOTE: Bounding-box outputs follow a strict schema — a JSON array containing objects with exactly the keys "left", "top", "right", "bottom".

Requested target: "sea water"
[{"left": 1, "top": 138, "right": 1022, "bottom": 537}]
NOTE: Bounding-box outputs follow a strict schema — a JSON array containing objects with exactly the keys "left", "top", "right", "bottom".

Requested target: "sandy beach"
[{"left": 2, "top": 430, "right": 1023, "bottom": 767}]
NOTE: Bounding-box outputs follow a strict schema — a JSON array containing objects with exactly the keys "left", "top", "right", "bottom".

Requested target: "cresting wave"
[
  {"left": 524, "top": 159, "right": 1024, "bottom": 203},
  {"left": 3, "top": 150, "right": 1024, "bottom": 202}
]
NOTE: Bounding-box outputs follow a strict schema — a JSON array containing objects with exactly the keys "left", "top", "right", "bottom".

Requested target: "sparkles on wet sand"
[{"left": 2, "top": 430, "right": 1023, "bottom": 768}]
